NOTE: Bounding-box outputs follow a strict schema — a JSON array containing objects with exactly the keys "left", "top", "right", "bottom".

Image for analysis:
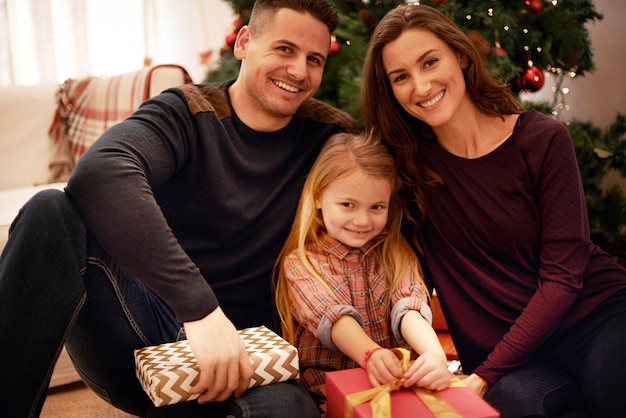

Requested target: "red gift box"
[{"left": 326, "top": 367, "right": 499, "bottom": 418}]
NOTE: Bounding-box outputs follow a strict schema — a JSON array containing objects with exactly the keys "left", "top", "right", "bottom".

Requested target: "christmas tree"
[{"left": 205, "top": 0, "right": 602, "bottom": 122}]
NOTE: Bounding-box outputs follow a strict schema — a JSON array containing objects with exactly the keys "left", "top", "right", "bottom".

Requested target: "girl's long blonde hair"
[{"left": 274, "top": 131, "right": 425, "bottom": 344}]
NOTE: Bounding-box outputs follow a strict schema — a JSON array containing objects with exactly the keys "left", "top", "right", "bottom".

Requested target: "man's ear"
[{"left": 233, "top": 26, "right": 251, "bottom": 60}]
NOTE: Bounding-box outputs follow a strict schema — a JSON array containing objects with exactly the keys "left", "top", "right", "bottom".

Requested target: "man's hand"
[{"left": 184, "top": 307, "right": 254, "bottom": 403}]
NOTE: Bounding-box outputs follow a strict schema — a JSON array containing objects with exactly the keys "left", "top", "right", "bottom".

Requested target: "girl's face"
[
  {"left": 382, "top": 28, "right": 469, "bottom": 128},
  {"left": 316, "top": 169, "right": 391, "bottom": 248}
]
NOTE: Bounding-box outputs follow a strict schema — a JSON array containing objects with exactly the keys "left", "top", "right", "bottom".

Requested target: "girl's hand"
[
  {"left": 364, "top": 348, "right": 404, "bottom": 387},
  {"left": 402, "top": 351, "right": 451, "bottom": 391}
]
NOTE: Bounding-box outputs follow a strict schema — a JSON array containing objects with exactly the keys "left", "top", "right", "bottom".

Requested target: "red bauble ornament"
[
  {"left": 225, "top": 31, "right": 237, "bottom": 48},
  {"left": 358, "top": 9, "right": 377, "bottom": 29},
  {"left": 524, "top": 0, "right": 544, "bottom": 14},
  {"left": 517, "top": 64, "right": 545, "bottom": 93},
  {"left": 559, "top": 50, "right": 580, "bottom": 70},
  {"left": 232, "top": 17, "right": 244, "bottom": 30},
  {"left": 329, "top": 40, "right": 340, "bottom": 56},
  {"left": 494, "top": 42, "right": 506, "bottom": 57}
]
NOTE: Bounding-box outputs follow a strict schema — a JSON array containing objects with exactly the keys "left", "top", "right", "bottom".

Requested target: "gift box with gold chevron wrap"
[{"left": 134, "top": 325, "right": 299, "bottom": 406}]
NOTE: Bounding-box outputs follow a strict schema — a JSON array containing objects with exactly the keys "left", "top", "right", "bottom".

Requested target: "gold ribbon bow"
[{"left": 344, "top": 348, "right": 464, "bottom": 418}]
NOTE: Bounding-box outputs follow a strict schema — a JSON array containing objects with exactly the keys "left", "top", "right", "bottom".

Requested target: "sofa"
[{"left": 0, "top": 64, "right": 192, "bottom": 387}]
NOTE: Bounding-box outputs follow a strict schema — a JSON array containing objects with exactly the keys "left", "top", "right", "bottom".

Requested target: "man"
[{"left": 0, "top": 0, "right": 355, "bottom": 416}]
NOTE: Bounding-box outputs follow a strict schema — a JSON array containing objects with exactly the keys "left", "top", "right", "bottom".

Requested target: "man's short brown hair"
[{"left": 249, "top": 0, "right": 339, "bottom": 33}]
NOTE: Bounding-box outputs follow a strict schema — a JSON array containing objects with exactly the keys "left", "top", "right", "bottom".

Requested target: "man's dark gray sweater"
[{"left": 66, "top": 80, "right": 356, "bottom": 330}]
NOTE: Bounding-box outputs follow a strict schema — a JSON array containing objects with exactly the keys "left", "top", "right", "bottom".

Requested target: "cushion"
[
  {"left": 48, "top": 64, "right": 192, "bottom": 182},
  {"left": 0, "top": 182, "right": 67, "bottom": 252},
  {"left": 0, "top": 84, "right": 59, "bottom": 190}
]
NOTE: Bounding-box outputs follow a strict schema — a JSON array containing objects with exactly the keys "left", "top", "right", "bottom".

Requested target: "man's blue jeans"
[
  {"left": 484, "top": 289, "right": 626, "bottom": 418},
  {"left": 0, "top": 190, "right": 320, "bottom": 417}
]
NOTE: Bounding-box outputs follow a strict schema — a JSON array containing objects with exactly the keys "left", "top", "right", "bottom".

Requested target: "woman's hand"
[
  {"left": 462, "top": 373, "right": 490, "bottom": 398},
  {"left": 402, "top": 351, "right": 451, "bottom": 391},
  {"left": 184, "top": 307, "right": 254, "bottom": 403}
]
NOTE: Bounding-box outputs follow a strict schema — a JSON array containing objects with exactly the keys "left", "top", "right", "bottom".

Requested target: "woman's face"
[{"left": 381, "top": 28, "right": 468, "bottom": 128}]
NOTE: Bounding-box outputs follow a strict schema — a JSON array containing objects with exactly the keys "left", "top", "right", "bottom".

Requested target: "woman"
[{"left": 360, "top": 4, "right": 626, "bottom": 417}]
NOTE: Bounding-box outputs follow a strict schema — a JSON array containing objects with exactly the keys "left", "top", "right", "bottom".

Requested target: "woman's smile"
[{"left": 419, "top": 90, "right": 445, "bottom": 108}]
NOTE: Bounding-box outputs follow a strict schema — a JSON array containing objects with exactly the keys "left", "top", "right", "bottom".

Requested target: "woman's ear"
[
  {"left": 233, "top": 25, "right": 251, "bottom": 60},
  {"left": 459, "top": 53, "right": 469, "bottom": 69}
]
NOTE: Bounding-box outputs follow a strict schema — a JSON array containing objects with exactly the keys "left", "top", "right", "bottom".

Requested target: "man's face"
[{"left": 231, "top": 8, "right": 331, "bottom": 131}]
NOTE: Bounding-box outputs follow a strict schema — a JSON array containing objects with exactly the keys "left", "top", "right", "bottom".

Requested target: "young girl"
[
  {"left": 274, "top": 132, "right": 451, "bottom": 411},
  {"left": 360, "top": 4, "right": 626, "bottom": 417}
]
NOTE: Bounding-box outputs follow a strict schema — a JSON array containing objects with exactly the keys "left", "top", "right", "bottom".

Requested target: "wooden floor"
[
  {"left": 42, "top": 382, "right": 137, "bottom": 418},
  {"left": 43, "top": 347, "right": 137, "bottom": 417}
]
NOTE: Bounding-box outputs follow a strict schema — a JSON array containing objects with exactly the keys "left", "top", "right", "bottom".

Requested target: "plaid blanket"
[{"left": 48, "top": 64, "right": 191, "bottom": 182}]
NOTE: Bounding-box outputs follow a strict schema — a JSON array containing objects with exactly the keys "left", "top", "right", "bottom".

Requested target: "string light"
[{"left": 546, "top": 65, "right": 577, "bottom": 120}]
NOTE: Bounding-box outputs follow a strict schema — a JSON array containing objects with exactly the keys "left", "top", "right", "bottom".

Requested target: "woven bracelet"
[{"left": 362, "top": 347, "right": 384, "bottom": 372}]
